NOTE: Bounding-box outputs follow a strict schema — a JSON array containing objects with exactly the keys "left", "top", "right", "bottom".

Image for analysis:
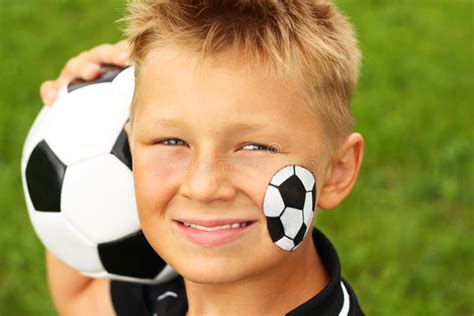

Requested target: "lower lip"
[{"left": 173, "top": 221, "right": 255, "bottom": 247}]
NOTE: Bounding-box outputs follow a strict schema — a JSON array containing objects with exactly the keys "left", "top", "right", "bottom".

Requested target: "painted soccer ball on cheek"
[{"left": 263, "top": 165, "right": 317, "bottom": 251}]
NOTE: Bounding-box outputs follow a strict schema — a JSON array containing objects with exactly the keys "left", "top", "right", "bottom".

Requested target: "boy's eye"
[
  {"left": 159, "top": 138, "right": 187, "bottom": 146},
  {"left": 157, "top": 139, "right": 277, "bottom": 153},
  {"left": 241, "top": 143, "right": 278, "bottom": 153}
]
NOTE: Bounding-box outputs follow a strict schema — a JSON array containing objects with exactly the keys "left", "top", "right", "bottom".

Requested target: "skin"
[{"left": 124, "top": 47, "right": 364, "bottom": 315}]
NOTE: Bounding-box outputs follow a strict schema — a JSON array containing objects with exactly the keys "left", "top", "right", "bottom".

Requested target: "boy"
[{"left": 44, "top": 0, "right": 364, "bottom": 315}]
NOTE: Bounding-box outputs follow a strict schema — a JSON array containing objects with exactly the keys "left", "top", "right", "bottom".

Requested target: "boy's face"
[{"left": 129, "top": 47, "right": 328, "bottom": 284}]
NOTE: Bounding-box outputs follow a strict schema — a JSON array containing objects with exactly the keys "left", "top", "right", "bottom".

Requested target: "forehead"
[{"left": 133, "top": 47, "right": 321, "bottom": 140}]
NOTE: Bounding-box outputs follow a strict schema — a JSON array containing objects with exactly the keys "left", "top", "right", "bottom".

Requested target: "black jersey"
[{"left": 111, "top": 228, "right": 364, "bottom": 315}]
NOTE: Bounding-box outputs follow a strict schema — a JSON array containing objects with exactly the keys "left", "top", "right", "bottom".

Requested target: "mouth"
[{"left": 172, "top": 219, "right": 257, "bottom": 247}]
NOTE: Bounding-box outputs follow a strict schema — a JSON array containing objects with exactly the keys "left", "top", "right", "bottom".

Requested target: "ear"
[{"left": 317, "top": 133, "right": 364, "bottom": 209}]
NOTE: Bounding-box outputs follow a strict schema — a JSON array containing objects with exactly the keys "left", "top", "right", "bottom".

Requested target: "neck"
[{"left": 184, "top": 238, "right": 330, "bottom": 316}]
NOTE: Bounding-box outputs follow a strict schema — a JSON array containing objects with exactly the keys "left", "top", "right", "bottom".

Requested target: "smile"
[
  {"left": 173, "top": 219, "right": 256, "bottom": 247},
  {"left": 182, "top": 222, "right": 250, "bottom": 231}
]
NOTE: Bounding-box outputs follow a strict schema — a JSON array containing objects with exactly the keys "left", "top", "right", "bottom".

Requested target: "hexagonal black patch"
[
  {"left": 25, "top": 140, "right": 66, "bottom": 212},
  {"left": 98, "top": 230, "right": 167, "bottom": 279},
  {"left": 67, "top": 65, "right": 128, "bottom": 92},
  {"left": 277, "top": 174, "right": 306, "bottom": 210},
  {"left": 111, "top": 126, "right": 132, "bottom": 171},
  {"left": 266, "top": 216, "right": 285, "bottom": 242},
  {"left": 293, "top": 223, "right": 307, "bottom": 246}
]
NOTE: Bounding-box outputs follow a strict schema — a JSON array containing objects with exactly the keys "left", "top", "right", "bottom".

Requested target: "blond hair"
[{"left": 122, "top": 0, "right": 362, "bottom": 152}]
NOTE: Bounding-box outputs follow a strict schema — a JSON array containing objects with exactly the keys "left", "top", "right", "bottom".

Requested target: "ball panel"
[
  {"left": 111, "top": 66, "right": 135, "bottom": 103},
  {"left": 83, "top": 265, "right": 177, "bottom": 286},
  {"left": 45, "top": 83, "right": 129, "bottom": 165},
  {"left": 153, "top": 264, "right": 178, "bottom": 284},
  {"left": 266, "top": 216, "right": 285, "bottom": 242},
  {"left": 270, "top": 165, "right": 294, "bottom": 186},
  {"left": 24, "top": 185, "right": 103, "bottom": 273},
  {"left": 67, "top": 65, "right": 124, "bottom": 92},
  {"left": 111, "top": 127, "right": 132, "bottom": 171},
  {"left": 275, "top": 236, "right": 295, "bottom": 251},
  {"left": 263, "top": 185, "right": 285, "bottom": 217},
  {"left": 100, "top": 272, "right": 154, "bottom": 284},
  {"left": 303, "top": 192, "right": 314, "bottom": 226},
  {"left": 295, "top": 165, "right": 316, "bottom": 192},
  {"left": 61, "top": 154, "right": 140, "bottom": 243},
  {"left": 280, "top": 207, "right": 304, "bottom": 239},
  {"left": 25, "top": 140, "right": 66, "bottom": 212},
  {"left": 293, "top": 223, "right": 307, "bottom": 247},
  {"left": 80, "top": 271, "right": 109, "bottom": 278},
  {"left": 29, "top": 212, "right": 104, "bottom": 273},
  {"left": 104, "top": 264, "right": 178, "bottom": 284},
  {"left": 98, "top": 230, "right": 168, "bottom": 279},
  {"left": 278, "top": 175, "right": 306, "bottom": 210}
]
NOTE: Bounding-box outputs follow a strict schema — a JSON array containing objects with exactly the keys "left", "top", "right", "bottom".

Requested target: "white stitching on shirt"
[
  {"left": 157, "top": 291, "right": 178, "bottom": 301},
  {"left": 338, "top": 281, "right": 350, "bottom": 316}
]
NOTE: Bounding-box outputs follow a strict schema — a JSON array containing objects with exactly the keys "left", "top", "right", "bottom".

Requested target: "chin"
[
  {"left": 171, "top": 245, "right": 284, "bottom": 286},
  {"left": 176, "top": 258, "right": 254, "bottom": 285}
]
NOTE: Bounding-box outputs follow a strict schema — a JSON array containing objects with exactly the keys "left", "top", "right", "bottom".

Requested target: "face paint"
[{"left": 263, "top": 165, "right": 317, "bottom": 251}]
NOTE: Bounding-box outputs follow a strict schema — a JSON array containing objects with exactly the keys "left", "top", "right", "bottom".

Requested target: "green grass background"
[{"left": 0, "top": 0, "right": 472, "bottom": 314}]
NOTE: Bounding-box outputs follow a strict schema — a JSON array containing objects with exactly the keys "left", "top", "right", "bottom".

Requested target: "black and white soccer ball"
[
  {"left": 21, "top": 66, "right": 176, "bottom": 284},
  {"left": 263, "top": 165, "right": 317, "bottom": 251}
]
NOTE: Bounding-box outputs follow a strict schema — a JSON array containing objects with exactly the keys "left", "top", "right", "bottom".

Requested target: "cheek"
[
  {"left": 230, "top": 156, "right": 280, "bottom": 208},
  {"left": 133, "top": 147, "right": 191, "bottom": 219}
]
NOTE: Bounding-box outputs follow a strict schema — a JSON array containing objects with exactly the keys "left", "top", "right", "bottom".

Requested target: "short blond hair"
[{"left": 122, "top": 0, "right": 362, "bottom": 152}]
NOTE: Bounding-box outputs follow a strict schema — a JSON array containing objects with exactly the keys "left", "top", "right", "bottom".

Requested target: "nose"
[{"left": 178, "top": 152, "right": 237, "bottom": 204}]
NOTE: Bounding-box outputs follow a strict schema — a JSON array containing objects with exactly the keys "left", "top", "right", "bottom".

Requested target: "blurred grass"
[{"left": 0, "top": 0, "right": 472, "bottom": 314}]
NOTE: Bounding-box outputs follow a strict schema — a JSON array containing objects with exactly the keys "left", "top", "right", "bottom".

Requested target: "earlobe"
[{"left": 317, "top": 133, "right": 364, "bottom": 209}]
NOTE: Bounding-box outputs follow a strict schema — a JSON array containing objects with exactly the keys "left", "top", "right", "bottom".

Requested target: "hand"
[{"left": 40, "top": 40, "right": 130, "bottom": 106}]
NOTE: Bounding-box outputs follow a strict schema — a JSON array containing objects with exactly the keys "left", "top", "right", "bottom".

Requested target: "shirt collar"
[{"left": 286, "top": 227, "right": 348, "bottom": 315}]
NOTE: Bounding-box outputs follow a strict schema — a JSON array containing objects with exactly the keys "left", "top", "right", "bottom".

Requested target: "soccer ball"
[
  {"left": 263, "top": 165, "right": 317, "bottom": 251},
  {"left": 21, "top": 66, "right": 176, "bottom": 284}
]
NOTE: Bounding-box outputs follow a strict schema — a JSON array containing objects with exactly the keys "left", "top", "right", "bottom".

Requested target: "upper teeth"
[{"left": 183, "top": 222, "right": 248, "bottom": 231}]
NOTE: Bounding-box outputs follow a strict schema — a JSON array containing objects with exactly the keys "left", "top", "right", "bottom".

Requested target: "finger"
[
  {"left": 40, "top": 80, "right": 61, "bottom": 106},
  {"left": 83, "top": 43, "right": 130, "bottom": 66},
  {"left": 113, "top": 51, "right": 131, "bottom": 66},
  {"left": 115, "top": 39, "right": 129, "bottom": 49},
  {"left": 58, "top": 57, "right": 101, "bottom": 83},
  {"left": 80, "top": 62, "right": 102, "bottom": 80},
  {"left": 114, "top": 40, "right": 131, "bottom": 64}
]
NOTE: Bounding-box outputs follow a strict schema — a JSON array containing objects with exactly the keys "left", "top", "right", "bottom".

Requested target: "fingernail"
[{"left": 85, "top": 64, "right": 99, "bottom": 75}]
